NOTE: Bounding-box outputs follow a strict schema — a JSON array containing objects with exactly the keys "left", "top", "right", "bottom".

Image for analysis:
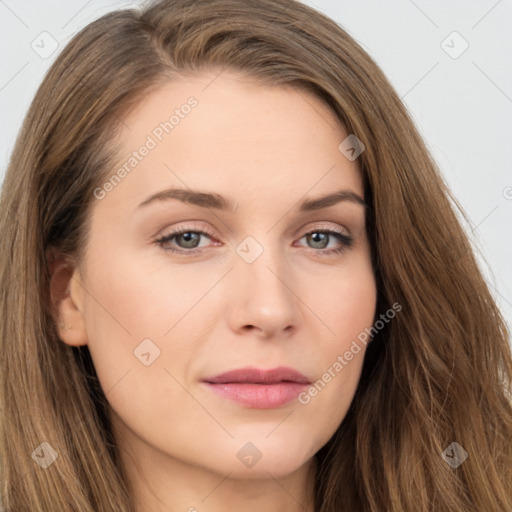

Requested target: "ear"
[{"left": 47, "top": 248, "right": 88, "bottom": 347}]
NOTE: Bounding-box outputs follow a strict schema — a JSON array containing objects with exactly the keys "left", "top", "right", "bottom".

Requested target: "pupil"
[
  {"left": 179, "top": 232, "right": 199, "bottom": 248},
  {"left": 309, "top": 232, "right": 328, "bottom": 248}
]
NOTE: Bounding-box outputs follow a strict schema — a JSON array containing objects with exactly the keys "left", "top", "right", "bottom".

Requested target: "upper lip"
[{"left": 202, "top": 366, "right": 311, "bottom": 385}]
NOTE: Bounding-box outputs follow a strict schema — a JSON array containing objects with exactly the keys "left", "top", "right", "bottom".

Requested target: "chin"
[{"left": 221, "top": 435, "right": 318, "bottom": 479}]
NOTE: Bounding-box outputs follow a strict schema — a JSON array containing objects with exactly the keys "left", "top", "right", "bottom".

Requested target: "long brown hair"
[{"left": 1, "top": 0, "right": 511, "bottom": 510}]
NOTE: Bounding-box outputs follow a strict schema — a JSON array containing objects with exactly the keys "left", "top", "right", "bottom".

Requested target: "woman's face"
[{"left": 62, "top": 71, "right": 377, "bottom": 480}]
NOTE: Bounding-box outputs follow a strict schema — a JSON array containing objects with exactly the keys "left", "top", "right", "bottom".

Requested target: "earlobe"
[{"left": 47, "top": 249, "right": 89, "bottom": 347}]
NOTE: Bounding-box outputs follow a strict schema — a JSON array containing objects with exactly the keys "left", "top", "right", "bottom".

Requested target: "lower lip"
[{"left": 202, "top": 382, "right": 309, "bottom": 408}]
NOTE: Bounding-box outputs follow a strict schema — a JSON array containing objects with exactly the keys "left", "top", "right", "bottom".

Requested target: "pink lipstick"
[{"left": 201, "top": 366, "right": 310, "bottom": 409}]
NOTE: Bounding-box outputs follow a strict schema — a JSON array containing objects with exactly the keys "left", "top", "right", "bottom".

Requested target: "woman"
[{"left": 1, "top": 0, "right": 511, "bottom": 510}]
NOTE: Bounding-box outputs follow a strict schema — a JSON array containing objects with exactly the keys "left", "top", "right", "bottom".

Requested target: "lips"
[{"left": 201, "top": 366, "right": 311, "bottom": 409}]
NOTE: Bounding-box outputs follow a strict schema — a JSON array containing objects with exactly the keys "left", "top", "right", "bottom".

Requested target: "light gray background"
[{"left": 1, "top": 1, "right": 511, "bottom": 343}]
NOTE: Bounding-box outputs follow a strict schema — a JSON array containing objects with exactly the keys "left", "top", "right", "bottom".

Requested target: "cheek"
[
  {"left": 296, "top": 259, "right": 376, "bottom": 430},
  {"left": 308, "top": 253, "right": 377, "bottom": 350},
  {"left": 80, "top": 259, "right": 195, "bottom": 443},
  {"left": 81, "top": 242, "right": 207, "bottom": 341},
  {"left": 79, "top": 245, "right": 213, "bottom": 404}
]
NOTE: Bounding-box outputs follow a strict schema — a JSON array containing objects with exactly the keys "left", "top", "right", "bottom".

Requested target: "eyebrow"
[{"left": 135, "top": 187, "right": 366, "bottom": 212}]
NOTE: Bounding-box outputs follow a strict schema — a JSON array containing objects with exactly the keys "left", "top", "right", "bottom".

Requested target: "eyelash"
[{"left": 154, "top": 225, "right": 354, "bottom": 257}]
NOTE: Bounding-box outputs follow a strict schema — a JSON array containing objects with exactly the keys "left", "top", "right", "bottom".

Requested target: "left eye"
[
  {"left": 155, "top": 228, "right": 353, "bottom": 255},
  {"left": 298, "top": 230, "right": 352, "bottom": 251}
]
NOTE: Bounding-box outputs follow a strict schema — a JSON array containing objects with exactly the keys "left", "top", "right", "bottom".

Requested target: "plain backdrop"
[{"left": 0, "top": 0, "right": 511, "bottom": 345}]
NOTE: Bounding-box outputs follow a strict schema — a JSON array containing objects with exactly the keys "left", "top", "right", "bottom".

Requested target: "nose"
[{"left": 226, "top": 243, "right": 302, "bottom": 339}]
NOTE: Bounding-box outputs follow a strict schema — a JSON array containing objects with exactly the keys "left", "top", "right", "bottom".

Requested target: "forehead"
[{"left": 97, "top": 71, "right": 363, "bottom": 213}]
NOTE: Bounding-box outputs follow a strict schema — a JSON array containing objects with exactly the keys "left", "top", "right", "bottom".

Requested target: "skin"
[{"left": 50, "top": 70, "right": 377, "bottom": 512}]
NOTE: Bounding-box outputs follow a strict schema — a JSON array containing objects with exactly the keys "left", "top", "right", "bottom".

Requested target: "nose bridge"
[{"left": 236, "top": 233, "right": 288, "bottom": 292}]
